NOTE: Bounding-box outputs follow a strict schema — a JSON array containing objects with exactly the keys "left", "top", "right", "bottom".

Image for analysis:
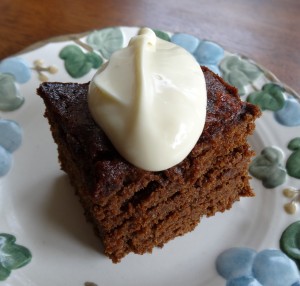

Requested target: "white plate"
[{"left": 0, "top": 26, "right": 300, "bottom": 286}]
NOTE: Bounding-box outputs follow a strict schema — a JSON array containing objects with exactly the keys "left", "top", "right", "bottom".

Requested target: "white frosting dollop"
[{"left": 88, "top": 28, "right": 207, "bottom": 171}]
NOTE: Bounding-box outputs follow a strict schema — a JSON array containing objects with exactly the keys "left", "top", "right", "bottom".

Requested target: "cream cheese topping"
[{"left": 88, "top": 28, "right": 207, "bottom": 171}]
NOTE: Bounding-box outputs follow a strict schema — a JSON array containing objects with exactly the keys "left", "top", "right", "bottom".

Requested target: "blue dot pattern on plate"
[
  {"left": 0, "top": 57, "right": 31, "bottom": 84},
  {"left": 0, "top": 57, "right": 32, "bottom": 111},
  {"left": 227, "top": 276, "right": 262, "bottom": 286},
  {"left": 274, "top": 96, "right": 300, "bottom": 126},
  {"left": 0, "top": 119, "right": 22, "bottom": 176},
  {"left": 216, "top": 247, "right": 300, "bottom": 286},
  {"left": 0, "top": 73, "right": 25, "bottom": 111},
  {"left": 171, "top": 33, "right": 200, "bottom": 54},
  {"left": 170, "top": 33, "right": 224, "bottom": 75}
]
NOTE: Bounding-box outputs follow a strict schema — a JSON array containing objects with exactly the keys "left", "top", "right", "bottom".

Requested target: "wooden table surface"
[{"left": 1, "top": 0, "right": 299, "bottom": 93}]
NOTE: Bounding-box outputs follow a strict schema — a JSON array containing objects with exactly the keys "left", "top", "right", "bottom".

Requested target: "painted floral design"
[
  {"left": 0, "top": 57, "right": 32, "bottom": 111},
  {"left": 0, "top": 73, "right": 24, "bottom": 111},
  {"left": 247, "top": 83, "right": 285, "bottom": 111},
  {"left": 246, "top": 83, "right": 300, "bottom": 127},
  {"left": 249, "top": 140, "right": 300, "bottom": 214},
  {"left": 193, "top": 40, "right": 224, "bottom": 75},
  {"left": 59, "top": 45, "right": 102, "bottom": 78},
  {"left": 286, "top": 138, "right": 300, "bottom": 179},
  {"left": 250, "top": 138, "right": 300, "bottom": 194},
  {"left": 280, "top": 221, "right": 300, "bottom": 269},
  {"left": 171, "top": 33, "right": 200, "bottom": 54},
  {"left": 220, "top": 55, "right": 263, "bottom": 95},
  {"left": 216, "top": 247, "right": 300, "bottom": 286},
  {"left": 0, "top": 57, "right": 57, "bottom": 111},
  {"left": 249, "top": 146, "right": 286, "bottom": 188},
  {"left": 153, "top": 29, "right": 170, "bottom": 41},
  {"left": 275, "top": 96, "right": 300, "bottom": 126},
  {"left": 32, "top": 59, "right": 58, "bottom": 82},
  {"left": 0, "top": 119, "right": 22, "bottom": 177},
  {"left": 283, "top": 187, "right": 300, "bottom": 214},
  {"left": 86, "top": 27, "right": 123, "bottom": 59},
  {"left": 171, "top": 33, "right": 224, "bottom": 74},
  {"left": 0, "top": 233, "right": 32, "bottom": 281},
  {"left": 0, "top": 57, "right": 31, "bottom": 84}
]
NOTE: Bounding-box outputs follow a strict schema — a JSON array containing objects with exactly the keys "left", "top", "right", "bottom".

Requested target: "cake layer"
[
  {"left": 53, "top": 125, "right": 251, "bottom": 262},
  {"left": 66, "top": 142, "right": 251, "bottom": 231},
  {"left": 44, "top": 99, "right": 255, "bottom": 217},
  {"left": 47, "top": 105, "right": 253, "bottom": 232},
  {"left": 96, "top": 146, "right": 252, "bottom": 232},
  {"left": 102, "top": 175, "right": 249, "bottom": 262}
]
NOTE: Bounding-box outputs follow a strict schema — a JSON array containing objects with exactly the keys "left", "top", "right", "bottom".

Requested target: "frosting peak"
[{"left": 88, "top": 28, "right": 207, "bottom": 171}]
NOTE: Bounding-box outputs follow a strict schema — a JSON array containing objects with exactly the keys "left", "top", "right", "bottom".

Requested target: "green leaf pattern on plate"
[
  {"left": 59, "top": 45, "right": 103, "bottom": 78},
  {"left": 220, "top": 55, "right": 263, "bottom": 95},
  {"left": 286, "top": 138, "right": 300, "bottom": 179},
  {"left": 153, "top": 29, "right": 171, "bottom": 41},
  {"left": 250, "top": 138, "right": 300, "bottom": 189},
  {"left": 280, "top": 221, "right": 300, "bottom": 269},
  {"left": 247, "top": 83, "right": 285, "bottom": 111},
  {"left": 249, "top": 147, "right": 287, "bottom": 188},
  {"left": 0, "top": 233, "right": 32, "bottom": 281},
  {"left": 86, "top": 27, "right": 123, "bottom": 59}
]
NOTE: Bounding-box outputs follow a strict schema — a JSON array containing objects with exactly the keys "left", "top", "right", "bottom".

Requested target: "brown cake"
[{"left": 37, "top": 66, "right": 261, "bottom": 263}]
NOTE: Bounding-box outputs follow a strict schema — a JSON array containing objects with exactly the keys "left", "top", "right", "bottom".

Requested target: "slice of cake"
[{"left": 37, "top": 64, "right": 261, "bottom": 262}]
